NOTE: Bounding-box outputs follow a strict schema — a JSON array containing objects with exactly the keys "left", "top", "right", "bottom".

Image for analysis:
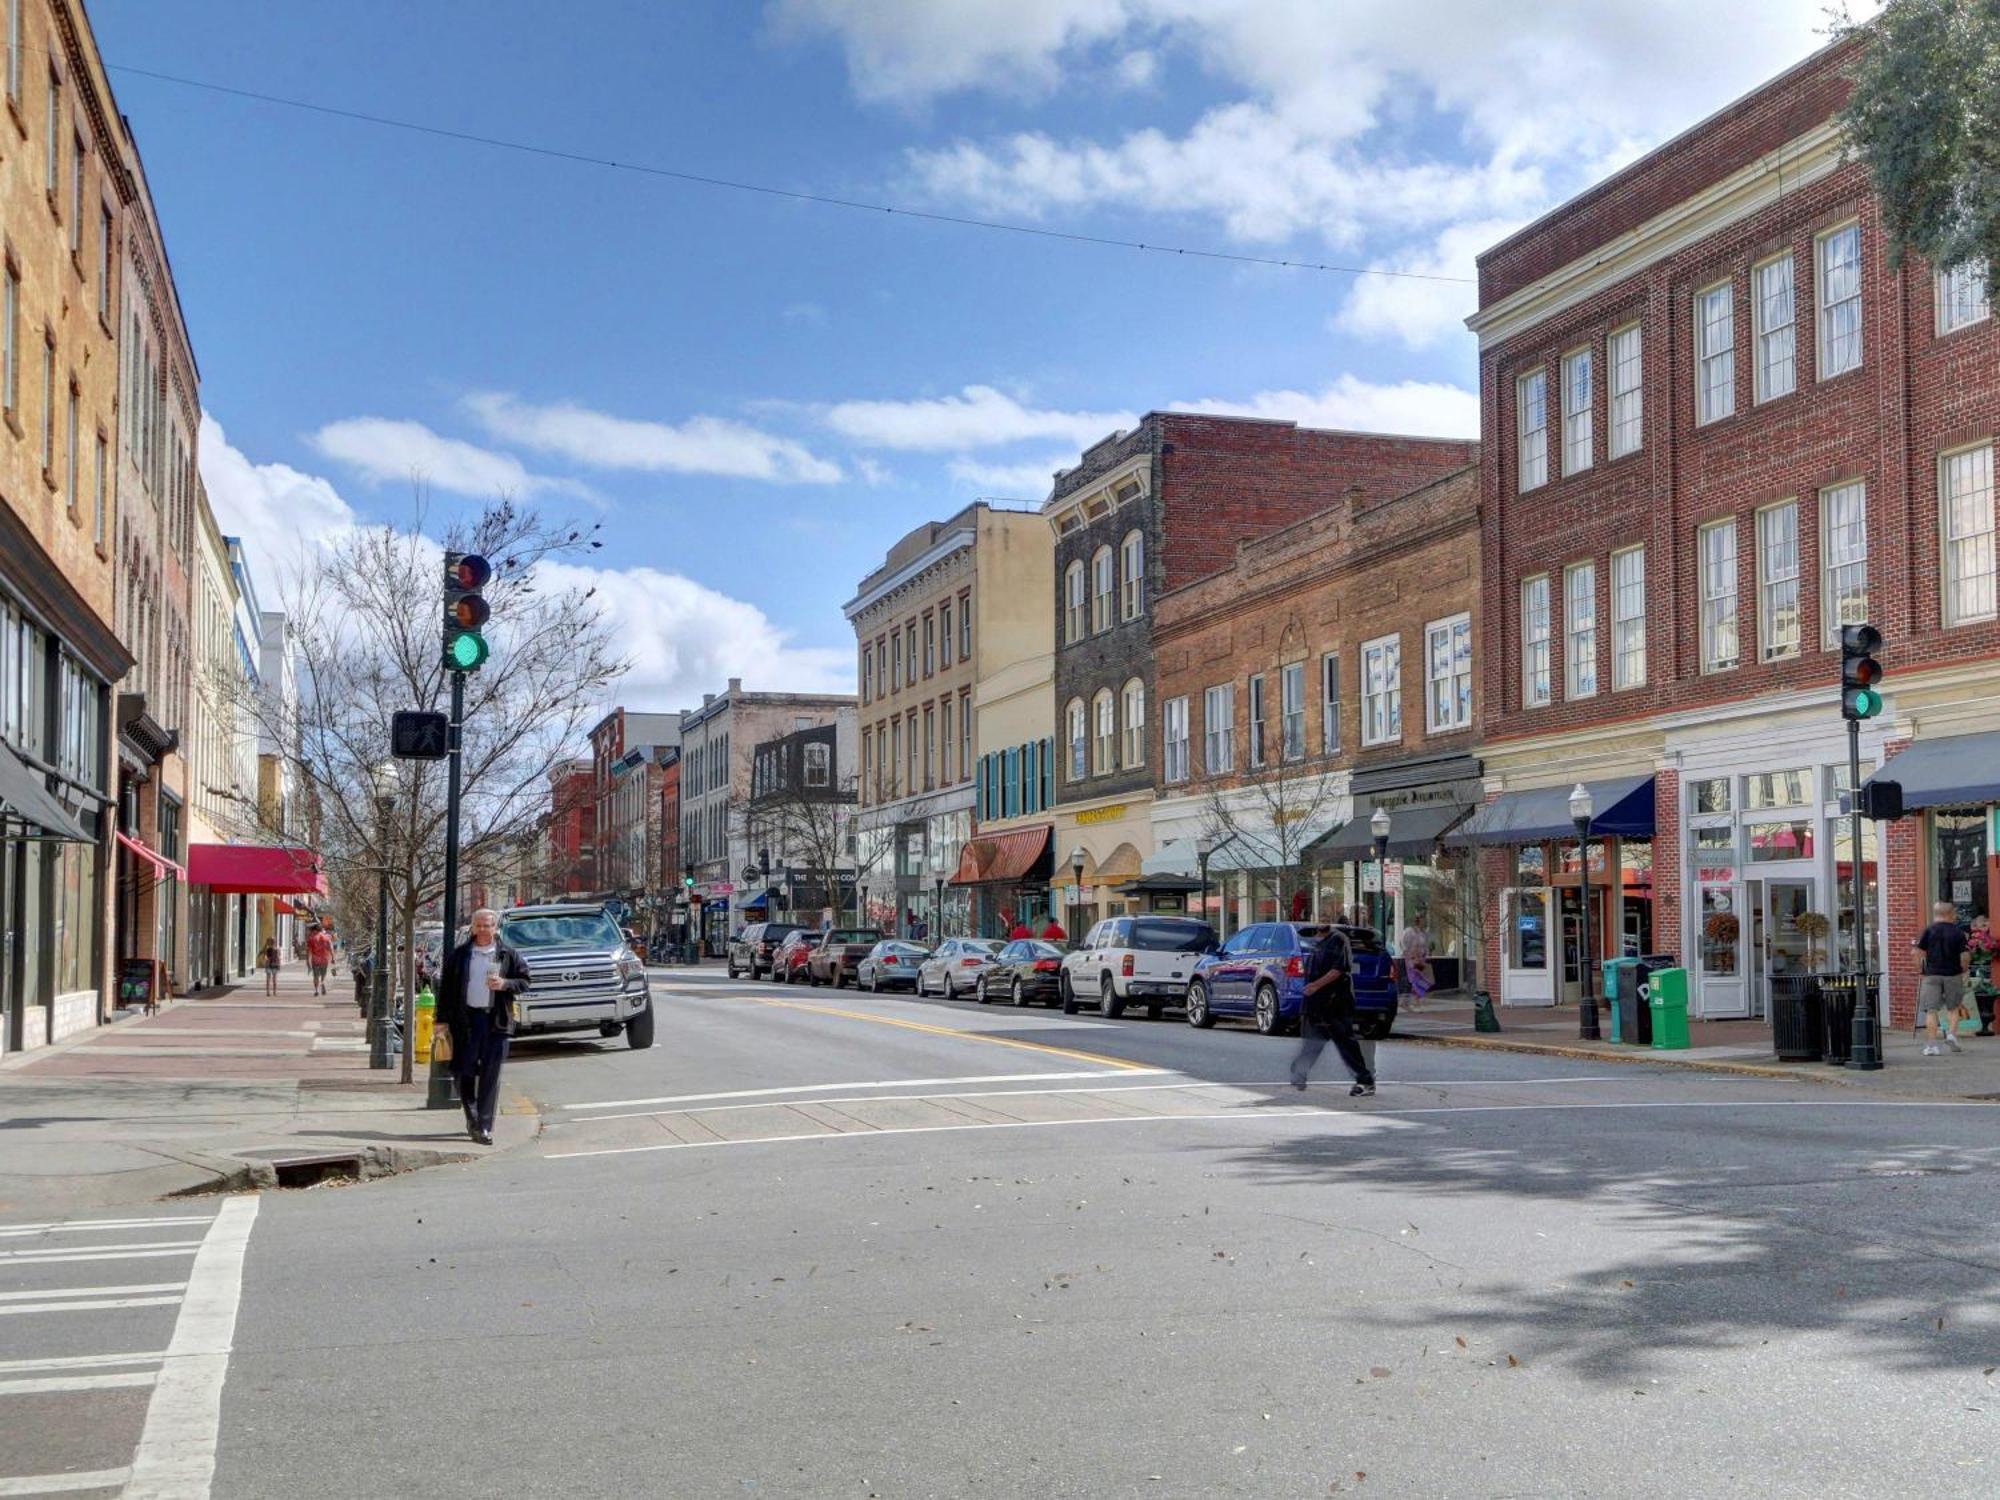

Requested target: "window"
[
  {"left": 1425, "top": 614, "right": 1473, "bottom": 732},
  {"left": 5, "top": 0, "right": 17, "bottom": 102},
  {"left": 1321, "top": 654, "right": 1341, "bottom": 755},
  {"left": 1067, "top": 698, "right": 1087, "bottom": 780},
  {"left": 45, "top": 69, "right": 58, "bottom": 196},
  {"left": 939, "top": 601, "right": 952, "bottom": 668},
  {"left": 2, "top": 262, "right": 16, "bottom": 416},
  {"left": 1521, "top": 575, "right": 1552, "bottom": 707},
  {"left": 1516, "top": 368, "right": 1548, "bottom": 491},
  {"left": 1064, "top": 561, "right": 1086, "bottom": 643},
  {"left": 905, "top": 622, "right": 917, "bottom": 686},
  {"left": 862, "top": 730, "right": 873, "bottom": 802},
  {"left": 1755, "top": 501, "right": 1800, "bottom": 661},
  {"left": 1361, "top": 634, "right": 1401, "bottom": 746},
  {"left": 1563, "top": 562, "right": 1597, "bottom": 698},
  {"left": 1120, "top": 530, "right": 1144, "bottom": 621},
  {"left": 1743, "top": 767, "right": 1812, "bottom": 810},
  {"left": 804, "top": 741, "right": 830, "bottom": 788},
  {"left": 1817, "top": 223, "right": 1863, "bottom": 378},
  {"left": 1121, "top": 678, "right": 1145, "bottom": 767},
  {"left": 1692, "top": 777, "right": 1731, "bottom": 814},
  {"left": 1754, "top": 253, "right": 1795, "bottom": 401},
  {"left": 1608, "top": 323, "right": 1643, "bottom": 458},
  {"left": 960, "top": 691, "right": 972, "bottom": 781},
  {"left": 1942, "top": 443, "right": 1997, "bottom": 625},
  {"left": 923, "top": 613, "right": 934, "bottom": 677},
  {"left": 940, "top": 698, "right": 953, "bottom": 783},
  {"left": 98, "top": 205, "right": 112, "bottom": 319},
  {"left": 1696, "top": 281, "right": 1735, "bottom": 423},
  {"left": 92, "top": 431, "right": 106, "bottom": 548},
  {"left": 1820, "top": 481, "right": 1868, "bottom": 646},
  {"left": 1202, "top": 684, "right": 1234, "bottom": 774},
  {"left": 64, "top": 380, "right": 77, "bottom": 516},
  {"left": 1700, "top": 519, "right": 1739, "bottom": 670},
  {"left": 1246, "top": 673, "right": 1266, "bottom": 767},
  {"left": 69, "top": 132, "right": 83, "bottom": 253},
  {"left": 1937, "top": 260, "right": 1991, "bottom": 334},
  {"left": 1092, "top": 690, "right": 1115, "bottom": 775},
  {"left": 959, "top": 591, "right": 971, "bottom": 659},
  {"left": 1611, "top": 546, "right": 1646, "bottom": 689},
  {"left": 1164, "top": 695, "right": 1190, "bottom": 783},
  {"left": 906, "top": 710, "right": 917, "bottom": 791},
  {"left": 40, "top": 335, "right": 53, "bottom": 473},
  {"left": 1091, "top": 546, "right": 1114, "bottom": 633},
  {"left": 1561, "top": 349, "right": 1592, "bottom": 475},
  {"left": 861, "top": 645, "right": 872, "bottom": 703},
  {"left": 890, "top": 719, "right": 901, "bottom": 799},
  {"left": 890, "top": 630, "right": 902, "bottom": 690},
  {"left": 1279, "top": 661, "right": 1305, "bottom": 760},
  {"left": 923, "top": 706, "right": 935, "bottom": 789}
]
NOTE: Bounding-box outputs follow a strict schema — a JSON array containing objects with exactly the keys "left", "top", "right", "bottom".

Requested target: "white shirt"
[{"left": 465, "top": 943, "right": 497, "bottom": 1009}]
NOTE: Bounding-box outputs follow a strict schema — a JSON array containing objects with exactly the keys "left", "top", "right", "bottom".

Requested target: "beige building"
[
  {"left": 183, "top": 496, "right": 251, "bottom": 987},
  {"left": 847, "top": 501, "right": 1049, "bottom": 937}
]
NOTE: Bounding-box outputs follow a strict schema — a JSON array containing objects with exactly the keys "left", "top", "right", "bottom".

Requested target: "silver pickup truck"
[{"left": 497, "top": 903, "right": 654, "bottom": 1049}]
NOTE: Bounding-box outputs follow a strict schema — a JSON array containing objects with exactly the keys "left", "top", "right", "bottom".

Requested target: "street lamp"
[
  {"left": 1196, "top": 831, "right": 1219, "bottom": 934},
  {"left": 1069, "top": 845, "right": 1087, "bottom": 939},
  {"left": 1569, "top": 782, "right": 1601, "bottom": 1042},
  {"left": 368, "top": 760, "right": 401, "bottom": 1071},
  {"left": 1370, "top": 806, "right": 1392, "bottom": 944}
]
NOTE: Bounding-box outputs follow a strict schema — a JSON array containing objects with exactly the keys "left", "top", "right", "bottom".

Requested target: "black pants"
[
  {"left": 1291, "top": 1007, "right": 1373, "bottom": 1087},
  {"left": 455, "top": 1009, "right": 510, "bottom": 1133}
]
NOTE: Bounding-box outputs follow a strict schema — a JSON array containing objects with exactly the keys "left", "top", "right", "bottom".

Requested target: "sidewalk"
[
  {"left": 0, "top": 964, "right": 539, "bottom": 1214},
  {"left": 1399, "top": 991, "right": 2000, "bottom": 1099}
]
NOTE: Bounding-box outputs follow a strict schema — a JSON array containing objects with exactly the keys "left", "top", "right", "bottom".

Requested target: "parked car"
[
  {"left": 976, "top": 938, "right": 1066, "bottom": 1007},
  {"left": 916, "top": 937, "right": 1005, "bottom": 998},
  {"left": 1184, "top": 922, "right": 1396, "bottom": 1037},
  {"left": 770, "top": 929, "right": 820, "bottom": 984},
  {"left": 857, "top": 939, "right": 930, "bottom": 992},
  {"left": 806, "top": 928, "right": 885, "bottom": 988},
  {"left": 495, "top": 903, "right": 653, "bottom": 1049},
  {"left": 727, "top": 921, "right": 803, "bottom": 980},
  {"left": 1060, "top": 915, "right": 1216, "bottom": 1019}
]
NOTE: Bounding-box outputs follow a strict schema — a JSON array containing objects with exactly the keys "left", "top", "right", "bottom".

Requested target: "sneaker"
[
  {"left": 1922, "top": 1044, "right": 1941, "bottom": 1056},
  {"left": 1350, "top": 1082, "right": 1376, "bottom": 1097},
  {"left": 1289, "top": 1078, "right": 1308, "bottom": 1092},
  {"left": 1944, "top": 1029, "right": 1964, "bottom": 1053}
]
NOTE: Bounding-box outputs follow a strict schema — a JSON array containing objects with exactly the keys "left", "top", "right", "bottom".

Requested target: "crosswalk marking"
[
  {"left": 0, "top": 1470, "right": 133, "bottom": 1497},
  {"left": 0, "top": 1296, "right": 184, "bottom": 1317},
  {"left": 0, "top": 1352, "right": 164, "bottom": 1376},
  {"left": 0, "top": 1217, "right": 212, "bottom": 1239},
  {"left": 0, "top": 1243, "right": 203, "bottom": 1265},
  {"left": 0, "top": 1370, "right": 157, "bottom": 1396},
  {"left": 0, "top": 1283, "right": 186, "bottom": 1302}
]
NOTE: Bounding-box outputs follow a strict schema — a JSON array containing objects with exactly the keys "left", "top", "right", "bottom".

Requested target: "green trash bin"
[{"left": 1648, "top": 966, "right": 1691, "bottom": 1050}]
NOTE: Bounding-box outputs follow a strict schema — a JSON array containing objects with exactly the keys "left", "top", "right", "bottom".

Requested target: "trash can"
[
  {"left": 1629, "top": 956, "right": 1676, "bottom": 1046},
  {"left": 1647, "top": 966, "right": 1691, "bottom": 1049},
  {"left": 414, "top": 987, "right": 437, "bottom": 1064},
  {"left": 1768, "top": 974, "right": 1824, "bottom": 1061},
  {"left": 1473, "top": 991, "right": 1501, "bottom": 1033},
  {"left": 1603, "top": 959, "right": 1641, "bottom": 1042}
]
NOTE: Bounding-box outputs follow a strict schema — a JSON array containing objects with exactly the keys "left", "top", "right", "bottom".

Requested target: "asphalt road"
[{"left": 7, "top": 967, "right": 2000, "bottom": 1499}]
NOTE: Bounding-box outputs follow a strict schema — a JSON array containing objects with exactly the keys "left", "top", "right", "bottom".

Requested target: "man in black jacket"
[
  {"left": 1291, "top": 926, "right": 1376, "bottom": 1097},
  {"left": 435, "top": 908, "right": 532, "bottom": 1143}
]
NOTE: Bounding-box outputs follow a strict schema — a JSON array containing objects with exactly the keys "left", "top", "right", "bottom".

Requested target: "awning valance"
[
  {"left": 117, "top": 830, "right": 186, "bottom": 880},
  {"left": 1448, "top": 775, "right": 1656, "bottom": 845},
  {"left": 1307, "top": 801, "right": 1472, "bottom": 862},
  {"left": 950, "top": 824, "right": 1053, "bottom": 886},
  {"left": 0, "top": 740, "right": 90, "bottom": 843},
  {"left": 1865, "top": 729, "right": 2000, "bottom": 811},
  {"left": 186, "top": 842, "right": 327, "bottom": 896}
]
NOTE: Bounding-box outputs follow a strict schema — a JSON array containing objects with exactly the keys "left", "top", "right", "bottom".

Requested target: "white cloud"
[
  {"left": 823, "top": 384, "right": 1133, "bottom": 451},
  {"left": 1175, "top": 374, "right": 1478, "bottom": 439},
  {"left": 200, "top": 413, "right": 357, "bottom": 600},
  {"left": 464, "top": 392, "right": 842, "bottom": 484},
  {"left": 946, "top": 453, "right": 1070, "bottom": 499},
  {"left": 310, "top": 417, "right": 590, "bottom": 500},
  {"left": 1334, "top": 217, "right": 1525, "bottom": 350},
  {"left": 1112, "top": 49, "right": 1157, "bottom": 89}
]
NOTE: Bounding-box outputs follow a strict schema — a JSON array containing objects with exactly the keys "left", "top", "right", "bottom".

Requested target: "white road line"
[
  {"left": 561, "top": 1069, "right": 1172, "bottom": 1111},
  {"left": 0, "top": 1217, "right": 212, "bottom": 1238},
  {"left": 0, "top": 1352, "right": 164, "bottom": 1376},
  {"left": 0, "top": 1283, "right": 185, "bottom": 1302},
  {"left": 0, "top": 1470, "right": 133, "bottom": 1496},
  {"left": 0, "top": 1370, "right": 157, "bottom": 1395},
  {"left": 0, "top": 1296, "right": 184, "bottom": 1317},
  {"left": 0, "top": 1243, "right": 202, "bottom": 1264},
  {"left": 125, "top": 1194, "right": 259, "bottom": 1500}
]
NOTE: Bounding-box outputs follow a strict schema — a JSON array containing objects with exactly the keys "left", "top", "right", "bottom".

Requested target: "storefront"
[
  {"left": 184, "top": 843, "right": 328, "bottom": 982},
  {"left": 949, "top": 823, "right": 1053, "bottom": 938},
  {"left": 856, "top": 795, "right": 973, "bottom": 940},
  {"left": 1049, "top": 795, "right": 1155, "bottom": 936}
]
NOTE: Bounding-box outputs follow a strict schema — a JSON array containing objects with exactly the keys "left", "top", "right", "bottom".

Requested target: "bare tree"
[{"left": 747, "top": 768, "right": 866, "bottom": 928}]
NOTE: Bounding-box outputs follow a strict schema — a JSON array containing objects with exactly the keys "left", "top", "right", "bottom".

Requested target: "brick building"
[
  {"left": 1046, "top": 412, "right": 1475, "bottom": 933},
  {"left": 543, "top": 759, "right": 595, "bottom": 898},
  {"left": 1459, "top": 36, "right": 2000, "bottom": 1027},
  {"left": 585, "top": 708, "right": 681, "bottom": 894}
]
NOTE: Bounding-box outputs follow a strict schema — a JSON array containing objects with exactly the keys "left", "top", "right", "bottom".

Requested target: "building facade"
[
  {"left": 543, "top": 758, "right": 594, "bottom": 899},
  {"left": 585, "top": 707, "right": 682, "bottom": 896},
  {"left": 183, "top": 497, "right": 251, "bottom": 989},
  {"left": 746, "top": 722, "right": 855, "bottom": 927}
]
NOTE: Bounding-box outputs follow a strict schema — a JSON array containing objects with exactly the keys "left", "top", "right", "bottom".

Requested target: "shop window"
[
  {"left": 1934, "top": 810, "right": 1990, "bottom": 924},
  {"left": 1514, "top": 846, "right": 1546, "bottom": 887},
  {"left": 1746, "top": 820, "right": 1815, "bottom": 862},
  {"left": 1507, "top": 890, "right": 1548, "bottom": 971},
  {"left": 1742, "top": 768, "right": 1811, "bottom": 810},
  {"left": 1831, "top": 821, "right": 1881, "bottom": 971},
  {"left": 1699, "top": 884, "right": 1740, "bottom": 975},
  {"left": 1691, "top": 777, "right": 1731, "bottom": 814}
]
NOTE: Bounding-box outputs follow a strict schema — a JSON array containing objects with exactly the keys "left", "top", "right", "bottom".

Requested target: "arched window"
[
  {"left": 1064, "top": 561, "right": 1086, "bottom": 643},
  {"left": 1121, "top": 678, "right": 1146, "bottom": 767},
  {"left": 1091, "top": 546, "right": 1114, "bottom": 633},
  {"left": 1066, "top": 698, "right": 1087, "bottom": 781},
  {"left": 1120, "top": 530, "right": 1145, "bottom": 621},
  {"left": 1093, "top": 689, "right": 1116, "bottom": 775}
]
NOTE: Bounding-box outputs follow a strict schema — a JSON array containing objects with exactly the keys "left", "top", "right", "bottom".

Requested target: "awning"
[
  {"left": 1141, "top": 838, "right": 1201, "bottom": 879},
  {"left": 186, "top": 842, "right": 328, "bottom": 896},
  {"left": 273, "top": 899, "right": 310, "bottom": 916},
  {"left": 1448, "top": 774, "right": 1656, "bottom": 845},
  {"left": 950, "top": 824, "right": 1053, "bottom": 886},
  {"left": 1209, "top": 814, "right": 1345, "bottom": 872},
  {"left": 1056, "top": 841, "right": 1143, "bottom": 890},
  {"left": 116, "top": 830, "right": 187, "bottom": 880},
  {"left": 1866, "top": 729, "right": 2000, "bottom": 810},
  {"left": 1307, "top": 801, "right": 1472, "bottom": 862},
  {"left": 0, "top": 739, "right": 90, "bottom": 842},
  {"left": 737, "top": 889, "right": 771, "bottom": 911}
]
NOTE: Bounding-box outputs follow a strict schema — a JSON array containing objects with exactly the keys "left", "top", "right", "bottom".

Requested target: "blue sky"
[{"left": 91, "top": 0, "right": 1858, "bottom": 708}]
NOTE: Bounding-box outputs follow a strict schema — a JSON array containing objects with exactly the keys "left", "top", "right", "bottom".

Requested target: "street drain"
[{"left": 267, "top": 1153, "right": 365, "bottom": 1189}]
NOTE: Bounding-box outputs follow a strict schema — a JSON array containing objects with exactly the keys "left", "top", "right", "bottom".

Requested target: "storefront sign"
[
  {"left": 1383, "top": 861, "right": 1404, "bottom": 895},
  {"left": 1073, "top": 803, "right": 1129, "bottom": 826}
]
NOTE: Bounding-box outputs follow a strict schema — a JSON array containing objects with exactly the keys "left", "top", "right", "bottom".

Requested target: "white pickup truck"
[{"left": 1059, "top": 914, "right": 1218, "bottom": 1019}]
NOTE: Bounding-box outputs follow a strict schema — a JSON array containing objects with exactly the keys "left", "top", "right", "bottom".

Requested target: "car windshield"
[
  {"left": 884, "top": 941, "right": 929, "bottom": 956},
  {"left": 1336, "top": 925, "right": 1385, "bottom": 953},
  {"left": 830, "top": 929, "right": 881, "bottom": 944},
  {"left": 962, "top": 939, "right": 1002, "bottom": 955},
  {"left": 501, "top": 912, "right": 625, "bottom": 949},
  {"left": 1023, "top": 940, "right": 1062, "bottom": 959},
  {"left": 1131, "top": 918, "right": 1216, "bottom": 952}
]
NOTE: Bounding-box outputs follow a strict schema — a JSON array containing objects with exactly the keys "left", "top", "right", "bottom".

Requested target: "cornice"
[{"left": 844, "top": 527, "right": 976, "bottom": 622}]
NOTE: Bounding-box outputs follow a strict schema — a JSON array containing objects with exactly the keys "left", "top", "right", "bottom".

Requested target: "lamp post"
[
  {"left": 1569, "top": 782, "right": 1601, "bottom": 1041},
  {"left": 1069, "top": 845, "right": 1087, "bottom": 939},
  {"left": 368, "top": 760, "right": 401, "bottom": 1071},
  {"left": 1196, "top": 832, "right": 1218, "bottom": 934},
  {"left": 934, "top": 875, "right": 946, "bottom": 939},
  {"left": 1370, "top": 806, "right": 1392, "bottom": 944}
]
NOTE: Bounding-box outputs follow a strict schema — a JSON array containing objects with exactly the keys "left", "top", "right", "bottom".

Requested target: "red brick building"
[
  {"left": 543, "top": 760, "right": 594, "bottom": 898},
  {"left": 1461, "top": 37, "right": 2000, "bottom": 1027}
]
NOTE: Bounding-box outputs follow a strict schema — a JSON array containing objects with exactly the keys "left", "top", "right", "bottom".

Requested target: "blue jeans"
[{"left": 455, "top": 1008, "right": 510, "bottom": 1133}]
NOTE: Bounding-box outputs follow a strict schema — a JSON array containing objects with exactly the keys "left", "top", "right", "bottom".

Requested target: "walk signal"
[
  {"left": 1839, "top": 623, "right": 1883, "bottom": 721},
  {"left": 443, "top": 552, "right": 492, "bottom": 672}
]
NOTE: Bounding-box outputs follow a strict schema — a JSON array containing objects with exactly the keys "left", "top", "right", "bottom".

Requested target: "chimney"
[
  {"left": 702, "top": 693, "right": 715, "bottom": 707},
  {"left": 727, "top": 677, "right": 742, "bottom": 694}
]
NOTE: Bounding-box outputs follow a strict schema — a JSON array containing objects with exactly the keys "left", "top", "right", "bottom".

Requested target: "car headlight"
[{"left": 617, "top": 953, "right": 645, "bottom": 985}]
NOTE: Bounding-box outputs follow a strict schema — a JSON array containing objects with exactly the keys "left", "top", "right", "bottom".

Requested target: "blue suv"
[{"left": 1185, "top": 923, "right": 1397, "bottom": 1038}]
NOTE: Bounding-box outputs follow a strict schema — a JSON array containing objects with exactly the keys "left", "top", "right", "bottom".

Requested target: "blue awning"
[
  {"left": 737, "top": 890, "right": 770, "bottom": 911},
  {"left": 1448, "top": 775, "right": 1655, "bottom": 845},
  {"left": 1865, "top": 729, "right": 2000, "bottom": 810}
]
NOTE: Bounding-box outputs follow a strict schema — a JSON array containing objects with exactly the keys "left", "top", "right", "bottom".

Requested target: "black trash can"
[
  {"left": 1821, "top": 973, "right": 1859, "bottom": 1065},
  {"left": 1769, "top": 974, "right": 1824, "bottom": 1061},
  {"left": 1627, "top": 955, "right": 1677, "bottom": 1046}
]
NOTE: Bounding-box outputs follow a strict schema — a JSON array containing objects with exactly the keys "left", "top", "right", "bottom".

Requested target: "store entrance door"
[
  {"left": 1754, "top": 878, "right": 1814, "bottom": 1021},
  {"left": 1558, "top": 885, "right": 1608, "bottom": 1004}
]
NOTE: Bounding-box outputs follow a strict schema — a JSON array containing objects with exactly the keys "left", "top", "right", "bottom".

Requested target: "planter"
[{"left": 1769, "top": 974, "right": 1824, "bottom": 1061}]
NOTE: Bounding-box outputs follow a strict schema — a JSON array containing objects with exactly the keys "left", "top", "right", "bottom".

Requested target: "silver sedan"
[{"left": 916, "top": 938, "right": 1004, "bottom": 998}]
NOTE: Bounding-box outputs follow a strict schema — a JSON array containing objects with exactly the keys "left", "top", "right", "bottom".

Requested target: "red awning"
[
  {"left": 950, "top": 824, "right": 1052, "bottom": 886},
  {"left": 187, "top": 843, "right": 328, "bottom": 896},
  {"left": 116, "top": 831, "right": 187, "bottom": 881}
]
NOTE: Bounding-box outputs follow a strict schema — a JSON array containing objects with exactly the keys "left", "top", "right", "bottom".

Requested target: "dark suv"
[{"left": 728, "top": 921, "right": 803, "bottom": 980}]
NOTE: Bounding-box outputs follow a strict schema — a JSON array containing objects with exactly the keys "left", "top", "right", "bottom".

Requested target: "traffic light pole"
[
  {"left": 1846, "top": 715, "right": 1882, "bottom": 1070},
  {"left": 426, "top": 669, "right": 467, "bottom": 1108}
]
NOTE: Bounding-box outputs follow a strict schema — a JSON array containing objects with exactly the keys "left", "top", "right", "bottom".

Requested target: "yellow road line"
[{"left": 718, "top": 993, "right": 1155, "bottom": 1072}]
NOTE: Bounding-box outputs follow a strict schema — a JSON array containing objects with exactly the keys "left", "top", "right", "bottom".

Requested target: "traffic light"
[
  {"left": 442, "top": 552, "right": 492, "bottom": 672},
  {"left": 1839, "top": 622, "right": 1883, "bottom": 721}
]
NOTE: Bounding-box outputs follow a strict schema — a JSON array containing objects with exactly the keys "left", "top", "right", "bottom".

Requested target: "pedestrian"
[
  {"left": 1008, "top": 914, "right": 1032, "bottom": 941},
  {"left": 1396, "top": 914, "right": 1434, "bottom": 1009},
  {"left": 1290, "top": 924, "right": 1376, "bottom": 1097},
  {"left": 352, "top": 950, "right": 372, "bottom": 1018},
  {"left": 435, "top": 907, "right": 532, "bottom": 1144},
  {"left": 1040, "top": 915, "right": 1067, "bottom": 944},
  {"left": 1913, "top": 900, "right": 1970, "bottom": 1056},
  {"left": 259, "top": 936, "right": 281, "bottom": 996},
  {"left": 305, "top": 926, "right": 334, "bottom": 996},
  {"left": 1969, "top": 915, "right": 1999, "bottom": 1037}
]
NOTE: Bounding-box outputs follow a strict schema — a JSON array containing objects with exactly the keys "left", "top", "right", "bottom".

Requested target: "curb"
[{"left": 1396, "top": 1028, "right": 1855, "bottom": 1085}]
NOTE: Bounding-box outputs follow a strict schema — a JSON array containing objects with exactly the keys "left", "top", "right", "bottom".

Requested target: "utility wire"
[{"left": 105, "top": 59, "right": 1475, "bottom": 285}]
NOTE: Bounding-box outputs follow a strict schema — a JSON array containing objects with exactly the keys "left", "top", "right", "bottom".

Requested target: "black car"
[
  {"left": 976, "top": 939, "right": 1066, "bottom": 1007},
  {"left": 727, "top": 921, "right": 803, "bottom": 980}
]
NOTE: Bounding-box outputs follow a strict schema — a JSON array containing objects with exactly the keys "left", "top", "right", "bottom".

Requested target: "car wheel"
[
  {"left": 1099, "top": 975, "right": 1125, "bottom": 1020},
  {"left": 832, "top": 967, "right": 845, "bottom": 989},
  {"left": 1186, "top": 980, "right": 1216, "bottom": 1029},
  {"left": 726, "top": 962, "right": 739, "bottom": 979},
  {"left": 976, "top": 977, "right": 989, "bottom": 1004},
  {"left": 1012, "top": 976, "right": 1029, "bottom": 1008},
  {"left": 1254, "top": 983, "right": 1281, "bottom": 1036},
  {"left": 625, "top": 1007, "right": 655, "bottom": 1050},
  {"left": 1060, "top": 974, "right": 1079, "bottom": 1015},
  {"left": 866, "top": 969, "right": 878, "bottom": 993}
]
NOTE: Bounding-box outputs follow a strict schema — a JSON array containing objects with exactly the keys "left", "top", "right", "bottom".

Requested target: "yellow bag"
[{"left": 431, "top": 1024, "right": 453, "bottom": 1064}]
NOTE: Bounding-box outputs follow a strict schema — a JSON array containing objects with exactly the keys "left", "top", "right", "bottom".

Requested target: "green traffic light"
[
  {"left": 447, "top": 631, "right": 490, "bottom": 670},
  {"left": 1853, "top": 687, "right": 1881, "bottom": 718}
]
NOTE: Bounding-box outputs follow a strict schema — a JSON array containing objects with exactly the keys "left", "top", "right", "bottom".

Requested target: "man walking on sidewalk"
[
  {"left": 1290, "top": 924, "right": 1376, "bottom": 1098},
  {"left": 1914, "top": 900, "right": 1970, "bottom": 1057},
  {"left": 436, "top": 908, "right": 532, "bottom": 1144},
  {"left": 306, "top": 926, "right": 333, "bottom": 996}
]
